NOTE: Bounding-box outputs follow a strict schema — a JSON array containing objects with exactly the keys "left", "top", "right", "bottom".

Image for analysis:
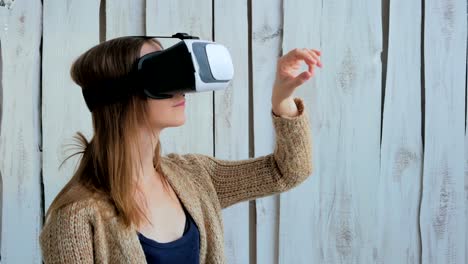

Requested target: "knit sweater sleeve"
[
  {"left": 191, "top": 97, "right": 313, "bottom": 209},
  {"left": 39, "top": 202, "right": 94, "bottom": 263}
]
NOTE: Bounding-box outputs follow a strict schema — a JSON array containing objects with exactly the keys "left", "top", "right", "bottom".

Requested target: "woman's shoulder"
[
  {"left": 162, "top": 152, "right": 209, "bottom": 175},
  {"left": 163, "top": 152, "right": 215, "bottom": 167},
  {"left": 163, "top": 152, "right": 200, "bottom": 163},
  {"left": 162, "top": 152, "right": 219, "bottom": 186},
  {"left": 39, "top": 194, "right": 101, "bottom": 263},
  {"left": 43, "top": 192, "right": 115, "bottom": 227},
  {"left": 43, "top": 199, "right": 88, "bottom": 226}
]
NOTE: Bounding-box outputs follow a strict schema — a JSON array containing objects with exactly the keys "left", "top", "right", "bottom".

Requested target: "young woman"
[{"left": 39, "top": 36, "right": 321, "bottom": 264}]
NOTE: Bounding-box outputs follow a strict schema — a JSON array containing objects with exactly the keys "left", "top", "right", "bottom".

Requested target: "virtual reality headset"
[{"left": 82, "top": 32, "right": 234, "bottom": 112}]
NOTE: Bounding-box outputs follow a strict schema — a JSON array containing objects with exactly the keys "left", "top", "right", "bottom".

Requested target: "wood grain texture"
[
  {"left": 420, "top": 0, "right": 467, "bottom": 263},
  {"left": 375, "top": 0, "right": 423, "bottom": 263},
  {"left": 251, "top": 0, "right": 282, "bottom": 263},
  {"left": 146, "top": 0, "right": 213, "bottom": 156},
  {"left": 42, "top": 0, "right": 98, "bottom": 211},
  {"left": 0, "top": 0, "right": 42, "bottom": 262},
  {"left": 213, "top": 0, "right": 250, "bottom": 263}
]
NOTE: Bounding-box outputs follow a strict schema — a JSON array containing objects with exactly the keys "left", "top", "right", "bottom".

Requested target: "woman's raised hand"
[{"left": 271, "top": 48, "right": 322, "bottom": 117}]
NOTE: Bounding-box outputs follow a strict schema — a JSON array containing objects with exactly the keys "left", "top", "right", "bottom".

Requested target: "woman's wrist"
[{"left": 271, "top": 96, "right": 298, "bottom": 118}]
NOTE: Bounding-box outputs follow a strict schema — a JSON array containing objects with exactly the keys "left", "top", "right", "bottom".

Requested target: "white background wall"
[{"left": 0, "top": 0, "right": 467, "bottom": 263}]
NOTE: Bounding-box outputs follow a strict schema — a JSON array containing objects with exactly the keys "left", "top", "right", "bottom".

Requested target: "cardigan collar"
[
  {"left": 159, "top": 155, "right": 206, "bottom": 263},
  {"left": 114, "top": 155, "right": 206, "bottom": 263}
]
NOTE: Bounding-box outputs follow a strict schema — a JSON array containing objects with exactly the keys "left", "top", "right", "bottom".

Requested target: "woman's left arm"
[
  {"left": 190, "top": 47, "right": 322, "bottom": 209},
  {"left": 190, "top": 96, "right": 313, "bottom": 209}
]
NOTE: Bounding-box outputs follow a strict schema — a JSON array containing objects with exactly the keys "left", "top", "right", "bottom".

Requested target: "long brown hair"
[{"left": 45, "top": 37, "right": 171, "bottom": 228}]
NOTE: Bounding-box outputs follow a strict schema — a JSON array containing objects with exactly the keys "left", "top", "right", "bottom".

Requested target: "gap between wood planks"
[{"left": 0, "top": 36, "right": 3, "bottom": 263}]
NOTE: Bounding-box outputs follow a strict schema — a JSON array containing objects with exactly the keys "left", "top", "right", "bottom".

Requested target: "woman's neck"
[{"left": 136, "top": 128, "right": 161, "bottom": 182}]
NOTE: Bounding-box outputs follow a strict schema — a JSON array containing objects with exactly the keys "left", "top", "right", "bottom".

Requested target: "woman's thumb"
[{"left": 292, "top": 71, "right": 311, "bottom": 88}]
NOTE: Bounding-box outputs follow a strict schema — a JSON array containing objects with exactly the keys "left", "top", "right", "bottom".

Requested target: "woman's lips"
[{"left": 173, "top": 100, "right": 186, "bottom": 107}]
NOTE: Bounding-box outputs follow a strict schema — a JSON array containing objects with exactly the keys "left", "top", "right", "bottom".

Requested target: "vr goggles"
[{"left": 82, "top": 32, "right": 234, "bottom": 111}]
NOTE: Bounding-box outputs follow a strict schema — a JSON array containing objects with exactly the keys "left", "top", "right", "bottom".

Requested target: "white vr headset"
[{"left": 82, "top": 32, "right": 235, "bottom": 111}]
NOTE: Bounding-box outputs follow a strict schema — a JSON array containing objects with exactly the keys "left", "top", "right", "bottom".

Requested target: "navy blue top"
[{"left": 137, "top": 204, "right": 200, "bottom": 264}]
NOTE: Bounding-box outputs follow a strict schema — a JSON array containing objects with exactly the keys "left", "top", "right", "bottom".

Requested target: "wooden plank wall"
[
  {"left": 251, "top": 0, "right": 283, "bottom": 263},
  {"left": 279, "top": 0, "right": 384, "bottom": 263},
  {"left": 42, "top": 0, "right": 97, "bottom": 212},
  {"left": 420, "top": 0, "right": 467, "bottom": 263},
  {"left": 0, "top": 0, "right": 42, "bottom": 263},
  {"left": 376, "top": 0, "right": 422, "bottom": 263},
  {"left": 213, "top": 1, "right": 250, "bottom": 263},
  {"left": 0, "top": 0, "right": 467, "bottom": 263},
  {"left": 279, "top": 0, "right": 321, "bottom": 262}
]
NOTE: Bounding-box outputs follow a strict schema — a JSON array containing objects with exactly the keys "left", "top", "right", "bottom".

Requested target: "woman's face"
[{"left": 139, "top": 41, "right": 186, "bottom": 130}]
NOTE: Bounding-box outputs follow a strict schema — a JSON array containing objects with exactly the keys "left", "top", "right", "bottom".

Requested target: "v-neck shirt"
[{"left": 137, "top": 203, "right": 200, "bottom": 263}]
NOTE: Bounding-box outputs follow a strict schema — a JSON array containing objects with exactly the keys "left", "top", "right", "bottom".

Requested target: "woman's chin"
[
  {"left": 171, "top": 116, "right": 186, "bottom": 127},
  {"left": 173, "top": 121, "right": 185, "bottom": 127}
]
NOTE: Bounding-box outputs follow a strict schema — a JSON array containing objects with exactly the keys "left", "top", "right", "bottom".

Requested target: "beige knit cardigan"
[{"left": 39, "top": 97, "right": 313, "bottom": 263}]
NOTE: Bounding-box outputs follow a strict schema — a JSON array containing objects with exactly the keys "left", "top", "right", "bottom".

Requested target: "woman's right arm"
[{"left": 39, "top": 202, "right": 94, "bottom": 263}]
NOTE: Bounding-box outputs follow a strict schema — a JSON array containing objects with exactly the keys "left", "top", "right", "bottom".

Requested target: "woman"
[{"left": 39, "top": 36, "right": 321, "bottom": 264}]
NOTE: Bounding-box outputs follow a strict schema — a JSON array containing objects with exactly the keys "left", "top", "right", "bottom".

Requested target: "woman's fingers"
[
  {"left": 291, "top": 70, "right": 312, "bottom": 88},
  {"left": 290, "top": 48, "right": 316, "bottom": 65},
  {"left": 306, "top": 49, "right": 322, "bottom": 68},
  {"left": 276, "top": 48, "right": 321, "bottom": 87},
  {"left": 287, "top": 48, "right": 322, "bottom": 69},
  {"left": 307, "top": 64, "right": 315, "bottom": 77}
]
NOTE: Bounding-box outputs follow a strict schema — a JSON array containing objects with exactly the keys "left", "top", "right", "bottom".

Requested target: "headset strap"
[{"left": 127, "top": 32, "right": 200, "bottom": 40}]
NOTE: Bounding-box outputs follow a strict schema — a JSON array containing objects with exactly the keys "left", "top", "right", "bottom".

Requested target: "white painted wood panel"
[
  {"left": 466, "top": 63, "right": 468, "bottom": 264},
  {"left": 279, "top": 0, "right": 321, "bottom": 263},
  {"left": 420, "top": 0, "right": 467, "bottom": 263},
  {"left": 464, "top": 68, "right": 468, "bottom": 261},
  {"left": 375, "top": 0, "right": 423, "bottom": 263},
  {"left": 146, "top": 0, "right": 213, "bottom": 156},
  {"left": 281, "top": 0, "right": 383, "bottom": 262},
  {"left": 42, "top": 0, "right": 98, "bottom": 211},
  {"left": 321, "top": 0, "right": 382, "bottom": 261},
  {"left": 106, "top": 0, "right": 145, "bottom": 39},
  {"left": 213, "top": 0, "right": 250, "bottom": 263},
  {"left": 0, "top": 0, "right": 42, "bottom": 262},
  {"left": 251, "top": 0, "right": 283, "bottom": 263}
]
